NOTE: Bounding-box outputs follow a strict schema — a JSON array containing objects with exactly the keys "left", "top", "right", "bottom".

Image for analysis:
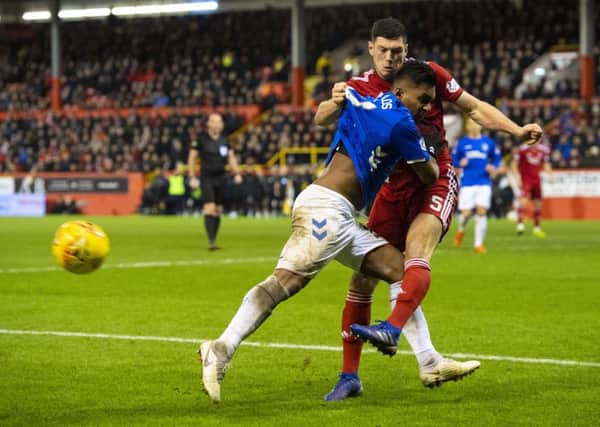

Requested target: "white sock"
[
  {"left": 474, "top": 214, "right": 487, "bottom": 247},
  {"left": 218, "top": 286, "right": 275, "bottom": 353},
  {"left": 458, "top": 213, "right": 469, "bottom": 232},
  {"left": 389, "top": 284, "right": 441, "bottom": 369}
]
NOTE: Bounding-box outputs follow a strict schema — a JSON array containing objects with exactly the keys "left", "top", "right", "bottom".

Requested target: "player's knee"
[
  {"left": 350, "top": 272, "right": 378, "bottom": 293},
  {"left": 243, "top": 275, "right": 287, "bottom": 315}
]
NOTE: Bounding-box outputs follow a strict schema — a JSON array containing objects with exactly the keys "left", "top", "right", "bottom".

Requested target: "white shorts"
[
  {"left": 276, "top": 184, "right": 388, "bottom": 279},
  {"left": 458, "top": 185, "right": 492, "bottom": 211}
]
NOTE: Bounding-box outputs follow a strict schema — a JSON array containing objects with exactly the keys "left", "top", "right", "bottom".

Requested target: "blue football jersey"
[
  {"left": 452, "top": 135, "right": 501, "bottom": 186},
  {"left": 325, "top": 87, "right": 430, "bottom": 207}
]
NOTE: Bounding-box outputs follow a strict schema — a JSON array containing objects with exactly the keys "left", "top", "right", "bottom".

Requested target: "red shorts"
[
  {"left": 367, "top": 164, "right": 458, "bottom": 252},
  {"left": 520, "top": 180, "right": 542, "bottom": 200}
]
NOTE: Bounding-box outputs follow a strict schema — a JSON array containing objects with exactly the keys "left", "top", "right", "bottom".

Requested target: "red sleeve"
[
  {"left": 427, "top": 61, "right": 463, "bottom": 102},
  {"left": 346, "top": 70, "right": 387, "bottom": 97},
  {"left": 347, "top": 78, "right": 367, "bottom": 94}
]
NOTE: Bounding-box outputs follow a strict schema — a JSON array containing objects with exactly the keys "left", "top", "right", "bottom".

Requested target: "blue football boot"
[
  {"left": 350, "top": 320, "right": 400, "bottom": 356},
  {"left": 324, "top": 372, "right": 363, "bottom": 401}
]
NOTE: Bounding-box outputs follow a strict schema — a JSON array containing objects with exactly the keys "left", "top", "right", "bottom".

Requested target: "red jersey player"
[
  {"left": 315, "top": 17, "right": 543, "bottom": 401},
  {"left": 512, "top": 142, "right": 552, "bottom": 237}
]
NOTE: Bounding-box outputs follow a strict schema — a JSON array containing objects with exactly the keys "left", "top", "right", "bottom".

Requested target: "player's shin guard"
[
  {"left": 341, "top": 290, "right": 372, "bottom": 373},
  {"left": 387, "top": 259, "right": 431, "bottom": 328},
  {"left": 218, "top": 275, "right": 289, "bottom": 351}
]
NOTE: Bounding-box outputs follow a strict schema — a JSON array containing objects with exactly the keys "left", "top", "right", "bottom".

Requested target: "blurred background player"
[
  {"left": 452, "top": 117, "right": 502, "bottom": 253},
  {"left": 315, "top": 17, "right": 542, "bottom": 401},
  {"left": 188, "top": 113, "right": 242, "bottom": 250},
  {"left": 512, "top": 140, "right": 552, "bottom": 238}
]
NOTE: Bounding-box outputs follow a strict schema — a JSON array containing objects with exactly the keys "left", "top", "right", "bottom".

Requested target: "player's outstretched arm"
[
  {"left": 455, "top": 91, "right": 543, "bottom": 145},
  {"left": 314, "top": 82, "right": 347, "bottom": 126}
]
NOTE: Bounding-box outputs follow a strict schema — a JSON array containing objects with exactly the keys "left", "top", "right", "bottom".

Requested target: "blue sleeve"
[
  {"left": 452, "top": 139, "right": 464, "bottom": 167},
  {"left": 488, "top": 138, "right": 502, "bottom": 168},
  {"left": 390, "top": 120, "right": 430, "bottom": 164}
]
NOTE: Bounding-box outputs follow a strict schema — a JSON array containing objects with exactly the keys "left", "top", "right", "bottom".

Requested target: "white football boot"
[
  {"left": 199, "top": 341, "right": 231, "bottom": 403},
  {"left": 420, "top": 358, "right": 480, "bottom": 388}
]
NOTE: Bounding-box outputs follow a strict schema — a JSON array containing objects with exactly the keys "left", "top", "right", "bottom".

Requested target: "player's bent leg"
[
  {"left": 341, "top": 273, "right": 378, "bottom": 371},
  {"left": 403, "top": 213, "right": 480, "bottom": 385},
  {"left": 351, "top": 244, "right": 405, "bottom": 355},
  {"left": 200, "top": 272, "right": 308, "bottom": 402}
]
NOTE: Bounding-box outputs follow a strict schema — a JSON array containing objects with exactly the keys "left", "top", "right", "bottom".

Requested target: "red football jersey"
[
  {"left": 346, "top": 61, "right": 463, "bottom": 174},
  {"left": 517, "top": 143, "right": 550, "bottom": 184}
]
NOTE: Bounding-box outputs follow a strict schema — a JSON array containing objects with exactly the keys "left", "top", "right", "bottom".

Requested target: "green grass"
[{"left": 1, "top": 216, "right": 599, "bottom": 426}]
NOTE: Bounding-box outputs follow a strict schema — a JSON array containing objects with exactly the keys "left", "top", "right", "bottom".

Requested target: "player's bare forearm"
[
  {"left": 469, "top": 101, "right": 521, "bottom": 135},
  {"left": 314, "top": 99, "right": 342, "bottom": 126},
  {"left": 314, "top": 81, "right": 347, "bottom": 127},
  {"left": 456, "top": 92, "right": 542, "bottom": 144},
  {"left": 411, "top": 157, "right": 439, "bottom": 185}
]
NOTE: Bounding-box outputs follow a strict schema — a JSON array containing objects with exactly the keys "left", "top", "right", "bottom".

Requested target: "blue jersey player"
[
  {"left": 452, "top": 118, "right": 502, "bottom": 253},
  {"left": 199, "top": 61, "right": 438, "bottom": 403}
]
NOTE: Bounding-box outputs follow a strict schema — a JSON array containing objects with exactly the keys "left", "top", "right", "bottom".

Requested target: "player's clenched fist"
[
  {"left": 331, "top": 82, "right": 347, "bottom": 105},
  {"left": 519, "top": 123, "right": 543, "bottom": 145}
]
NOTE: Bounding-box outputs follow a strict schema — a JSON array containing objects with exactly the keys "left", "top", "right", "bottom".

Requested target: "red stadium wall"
[
  {"left": 541, "top": 169, "right": 600, "bottom": 220},
  {"left": 0, "top": 105, "right": 261, "bottom": 123},
  {"left": 4, "top": 173, "right": 144, "bottom": 215}
]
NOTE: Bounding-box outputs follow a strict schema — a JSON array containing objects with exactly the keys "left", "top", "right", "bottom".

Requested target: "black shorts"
[{"left": 201, "top": 174, "right": 226, "bottom": 205}]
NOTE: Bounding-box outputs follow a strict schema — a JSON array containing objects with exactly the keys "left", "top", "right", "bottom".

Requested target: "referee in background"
[{"left": 188, "top": 113, "right": 242, "bottom": 250}]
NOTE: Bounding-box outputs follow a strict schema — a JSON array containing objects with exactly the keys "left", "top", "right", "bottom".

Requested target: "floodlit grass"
[{"left": 1, "top": 215, "right": 599, "bottom": 426}]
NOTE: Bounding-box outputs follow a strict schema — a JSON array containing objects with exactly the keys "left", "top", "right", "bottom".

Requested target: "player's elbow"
[
  {"left": 413, "top": 160, "right": 439, "bottom": 185},
  {"left": 313, "top": 111, "right": 327, "bottom": 126},
  {"left": 314, "top": 109, "right": 332, "bottom": 127},
  {"left": 421, "top": 168, "right": 439, "bottom": 185}
]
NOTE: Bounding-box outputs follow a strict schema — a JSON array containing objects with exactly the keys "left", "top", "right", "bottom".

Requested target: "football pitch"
[{"left": 1, "top": 215, "right": 599, "bottom": 426}]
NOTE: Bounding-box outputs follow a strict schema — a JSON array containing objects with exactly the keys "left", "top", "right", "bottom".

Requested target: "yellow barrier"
[{"left": 266, "top": 147, "right": 330, "bottom": 167}]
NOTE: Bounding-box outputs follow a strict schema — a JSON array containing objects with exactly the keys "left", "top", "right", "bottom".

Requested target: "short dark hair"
[
  {"left": 371, "top": 17, "right": 407, "bottom": 41},
  {"left": 394, "top": 61, "right": 436, "bottom": 87}
]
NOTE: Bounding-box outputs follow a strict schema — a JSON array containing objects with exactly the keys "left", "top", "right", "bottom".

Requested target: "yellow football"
[{"left": 52, "top": 221, "right": 110, "bottom": 274}]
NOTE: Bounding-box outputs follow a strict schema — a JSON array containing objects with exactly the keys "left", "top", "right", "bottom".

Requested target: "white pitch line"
[
  {"left": 0, "top": 257, "right": 274, "bottom": 274},
  {"left": 1, "top": 328, "right": 599, "bottom": 368}
]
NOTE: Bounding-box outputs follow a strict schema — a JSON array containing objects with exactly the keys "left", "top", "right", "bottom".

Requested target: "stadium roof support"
[
  {"left": 50, "top": 0, "right": 61, "bottom": 111},
  {"left": 579, "top": 0, "right": 596, "bottom": 101},
  {"left": 291, "top": 0, "right": 306, "bottom": 107}
]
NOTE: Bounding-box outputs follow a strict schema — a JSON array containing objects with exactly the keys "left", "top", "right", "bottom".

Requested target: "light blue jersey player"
[
  {"left": 200, "top": 61, "right": 438, "bottom": 403},
  {"left": 452, "top": 118, "right": 502, "bottom": 252}
]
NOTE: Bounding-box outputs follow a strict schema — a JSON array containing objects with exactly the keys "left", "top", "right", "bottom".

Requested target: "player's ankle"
[{"left": 417, "top": 349, "right": 442, "bottom": 370}]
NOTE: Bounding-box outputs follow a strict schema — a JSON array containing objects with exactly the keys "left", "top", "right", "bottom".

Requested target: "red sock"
[
  {"left": 533, "top": 208, "right": 541, "bottom": 227},
  {"left": 387, "top": 258, "right": 431, "bottom": 328},
  {"left": 341, "top": 290, "right": 372, "bottom": 374},
  {"left": 517, "top": 206, "right": 525, "bottom": 224}
]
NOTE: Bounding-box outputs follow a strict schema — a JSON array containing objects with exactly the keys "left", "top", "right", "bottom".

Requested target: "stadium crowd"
[
  {"left": 2, "top": 0, "right": 598, "bottom": 111},
  {"left": 1, "top": 0, "right": 599, "bottom": 215}
]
